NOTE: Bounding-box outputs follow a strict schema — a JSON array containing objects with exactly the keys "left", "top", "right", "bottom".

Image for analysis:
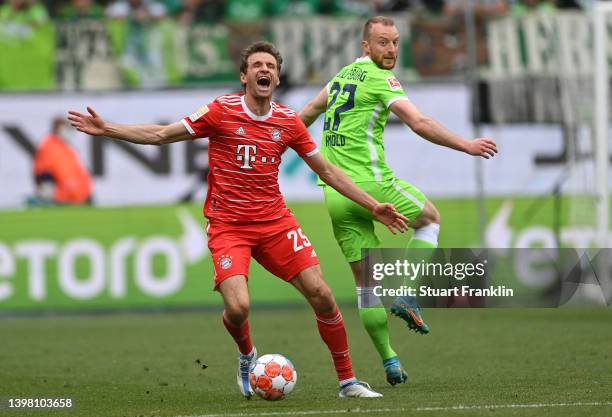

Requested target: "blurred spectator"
[
  {"left": 177, "top": 0, "right": 225, "bottom": 25},
  {"left": 318, "top": 0, "right": 344, "bottom": 14},
  {"left": 420, "top": 0, "right": 446, "bottom": 14},
  {"left": 0, "top": 0, "right": 49, "bottom": 27},
  {"left": 370, "top": 0, "right": 446, "bottom": 14},
  {"left": 106, "top": 0, "right": 167, "bottom": 87},
  {"left": 509, "top": 0, "right": 555, "bottom": 14},
  {"left": 264, "top": 0, "right": 349, "bottom": 17},
  {"left": 58, "top": 0, "right": 105, "bottom": 20},
  {"left": 557, "top": 0, "right": 581, "bottom": 9},
  {"left": 106, "top": 0, "right": 166, "bottom": 21},
  {"left": 369, "top": 0, "right": 413, "bottom": 13},
  {"left": 158, "top": 0, "right": 182, "bottom": 15},
  {"left": 33, "top": 117, "right": 93, "bottom": 205},
  {"left": 443, "top": 0, "right": 508, "bottom": 19},
  {"left": 224, "top": 0, "right": 269, "bottom": 21},
  {"left": 0, "top": 0, "right": 53, "bottom": 90},
  {"left": 269, "top": 0, "right": 318, "bottom": 16}
]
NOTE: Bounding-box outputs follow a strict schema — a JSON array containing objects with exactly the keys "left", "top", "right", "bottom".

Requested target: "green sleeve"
[{"left": 370, "top": 70, "right": 408, "bottom": 108}]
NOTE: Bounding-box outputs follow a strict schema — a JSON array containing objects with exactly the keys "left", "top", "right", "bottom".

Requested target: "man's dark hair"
[
  {"left": 362, "top": 16, "right": 395, "bottom": 41},
  {"left": 239, "top": 41, "right": 283, "bottom": 75}
]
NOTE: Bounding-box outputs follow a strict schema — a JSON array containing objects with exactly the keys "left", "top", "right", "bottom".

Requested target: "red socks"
[
  {"left": 222, "top": 308, "right": 354, "bottom": 382},
  {"left": 222, "top": 313, "right": 253, "bottom": 355},
  {"left": 315, "top": 308, "right": 355, "bottom": 382}
]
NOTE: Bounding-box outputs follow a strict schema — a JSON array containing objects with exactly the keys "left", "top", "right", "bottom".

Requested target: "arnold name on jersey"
[{"left": 325, "top": 132, "right": 346, "bottom": 147}]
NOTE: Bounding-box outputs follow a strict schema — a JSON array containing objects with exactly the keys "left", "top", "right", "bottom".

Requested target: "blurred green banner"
[
  {"left": 1, "top": 197, "right": 608, "bottom": 312},
  {"left": 0, "top": 22, "right": 55, "bottom": 91},
  {"left": 0, "top": 204, "right": 354, "bottom": 312}
]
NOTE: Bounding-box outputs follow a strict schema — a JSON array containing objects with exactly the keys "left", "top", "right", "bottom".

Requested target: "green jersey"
[{"left": 320, "top": 56, "right": 408, "bottom": 184}]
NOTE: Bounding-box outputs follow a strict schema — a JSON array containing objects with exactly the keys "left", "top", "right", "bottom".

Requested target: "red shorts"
[{"left": 207, "top": 213, "right": 320, "bottom": 289}]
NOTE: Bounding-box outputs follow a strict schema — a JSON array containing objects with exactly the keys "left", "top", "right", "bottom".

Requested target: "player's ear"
[
  {"left": 362, "top": 39, "right": 370, "bottom": 55},
  {"left": 239, "top": 72, "right": 247, "bottom": 85}
]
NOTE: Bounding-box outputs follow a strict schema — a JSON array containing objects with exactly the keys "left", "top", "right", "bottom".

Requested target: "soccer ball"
[{"left": 249, "top": 353, "right": 297, "bottom": 401}]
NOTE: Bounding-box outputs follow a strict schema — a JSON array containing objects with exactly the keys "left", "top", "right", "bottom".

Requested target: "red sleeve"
[
  {"left": 181, "top": 100, "right": 222, "bottom": 138},
  {"left": 289, "top": 116, "right": 319, "bottom": 158}
]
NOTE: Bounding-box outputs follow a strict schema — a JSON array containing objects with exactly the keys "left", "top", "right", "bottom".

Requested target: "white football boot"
[{"left": 339, "top": 380, "right": 383, "bottom": 398}]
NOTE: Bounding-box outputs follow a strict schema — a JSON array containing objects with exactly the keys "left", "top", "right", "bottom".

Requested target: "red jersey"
[{"left": 182, "top": 94, "right": 319, "bottom": 223}]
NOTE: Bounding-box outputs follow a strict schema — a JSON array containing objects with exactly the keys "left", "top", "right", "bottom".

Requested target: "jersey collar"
[
  {"left": 355, "top": 56, "right": 372, "bottom": 63},
  {"left": 241, "top": 95, "right": 273, "bottom": 121}
]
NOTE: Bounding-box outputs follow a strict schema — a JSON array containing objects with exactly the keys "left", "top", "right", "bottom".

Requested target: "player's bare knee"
[
  {"left": 224, "top": 301, "right": 249, "bottom": 325},
  {"left": 310, "top": 284, "right": 336, "bottom": 313},
  {"left": 421, "top": 201, "right": 440, "bottom": 224},
  {"left": 429, "top": 206, "right": 441, "bottom": 225},
  {"left": 414, "top": 202, "right": 441, "bottom": 228}
]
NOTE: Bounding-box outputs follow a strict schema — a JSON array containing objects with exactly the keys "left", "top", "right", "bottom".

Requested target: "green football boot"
[
  {"left": 390, "top": 296, "right": 430, "bottom": 334},
  {"left": 383, "top": 356, "right": 408, "bottom": 386}
]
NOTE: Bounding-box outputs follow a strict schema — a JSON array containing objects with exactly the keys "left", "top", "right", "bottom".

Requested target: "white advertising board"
[{"left": 0, "top": 85, "right": 599, "bottom": 209}]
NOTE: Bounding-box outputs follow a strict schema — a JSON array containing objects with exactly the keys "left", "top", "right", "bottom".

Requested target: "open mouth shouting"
[
  {"left": 257, "top": 76, "right": 271, "bottom": 86},
  {"left": 255, "top": 75, "right": 273, "bottom": 93}
]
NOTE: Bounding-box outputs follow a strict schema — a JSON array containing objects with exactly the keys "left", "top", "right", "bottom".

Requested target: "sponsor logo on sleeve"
[
  {"left": 386, "top": 77, "right": 402, "bottom": 91},
  {"left": 189, "top": 105, "right": 209, "bottom": 122}
]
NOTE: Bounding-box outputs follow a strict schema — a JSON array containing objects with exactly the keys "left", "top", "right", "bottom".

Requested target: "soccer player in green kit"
[{"left": 299, "top": 16, "right": 498, "bottom": 385}]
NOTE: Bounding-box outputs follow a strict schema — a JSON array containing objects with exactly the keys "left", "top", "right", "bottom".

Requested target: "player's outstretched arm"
[
  {"left": 67, "top": 106, "right": 192, "bottom": 145},
  {"left": 298, "top": 87, "right": 328, "bottom": 127},
  {"left": 304, "top": 153, "right": 408, "bottom": 234},
  {"left": 390, "top": 99, "right": 498, "bottom": 159}
]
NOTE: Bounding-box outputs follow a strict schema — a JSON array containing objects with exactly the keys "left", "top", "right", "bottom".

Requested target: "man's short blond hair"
[{"left": 362, "top": 16, "right": 396, "bottom": 41}]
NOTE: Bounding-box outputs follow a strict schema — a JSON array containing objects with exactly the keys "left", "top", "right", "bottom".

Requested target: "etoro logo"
[
  {"left": 485, "top": 201, "right": 611, "bottom": 303},
  {"left": 485, "top": 201, "right": 611, "bottom": 249},
  {"left": 0, "top": 209, "right": 208, "bottom": 303}
]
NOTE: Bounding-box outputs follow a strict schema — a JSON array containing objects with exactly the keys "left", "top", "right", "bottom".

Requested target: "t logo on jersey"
[{"left": 236, "top": 144, "right": 257, "bottom": 169}]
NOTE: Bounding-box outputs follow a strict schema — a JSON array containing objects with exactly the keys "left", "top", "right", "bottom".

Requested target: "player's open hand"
[
  {"left": 373, "top": 203, "right": 409, "bottom": 235},
  {"left": 465, "top": 138, "right": 498, "bottom": 159},
  {"left": 67, "top": 107, "right": 106, "bottom": 137}
]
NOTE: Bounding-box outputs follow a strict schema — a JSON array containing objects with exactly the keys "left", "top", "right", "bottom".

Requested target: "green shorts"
[{"left": 323, "top": 178, "right": 427, "bottom": 262}]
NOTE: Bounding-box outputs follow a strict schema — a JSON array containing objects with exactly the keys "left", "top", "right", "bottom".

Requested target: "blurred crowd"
[{"left": 0, "top": 0, "right": 591, "bottom": 27}]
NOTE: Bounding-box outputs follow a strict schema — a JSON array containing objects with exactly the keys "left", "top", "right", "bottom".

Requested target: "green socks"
[
  {"left": 358, "top": 306, "right": 397, "bottom": 361},
  {"left": 355, "top": 224, "right": 439, "bottom": 362}
]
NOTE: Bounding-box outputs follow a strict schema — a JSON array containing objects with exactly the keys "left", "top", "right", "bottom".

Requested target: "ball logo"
[
  {"left": 386, "top": 77, "right": 402, "bottom": 91},
  {"left": 271, "top": 128, "right": 282, "bottom": 142},
  {"left": 219, "top": 255, "right": 233, "bottom": 270}
]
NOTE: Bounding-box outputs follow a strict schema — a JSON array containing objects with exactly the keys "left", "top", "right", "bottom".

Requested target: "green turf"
[{"left": 1, "top": 307, "right": 611, "bottom": 417}]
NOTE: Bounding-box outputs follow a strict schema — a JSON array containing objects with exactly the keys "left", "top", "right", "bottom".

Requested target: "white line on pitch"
[
  {"left": 178, "top": 401, "right": 612, "bottom": 417},
  {"left": 415, "top": 401, "right": 612, "bottom": 411}
]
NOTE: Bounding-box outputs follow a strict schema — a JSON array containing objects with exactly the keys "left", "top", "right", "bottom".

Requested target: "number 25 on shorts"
[{"left": 287, "top": 228, "right": 311, "bottom": 252}]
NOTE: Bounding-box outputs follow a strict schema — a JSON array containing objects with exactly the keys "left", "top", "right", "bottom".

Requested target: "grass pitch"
[{"left": 1, "top": 307, "right": 611, "bottom": 417}]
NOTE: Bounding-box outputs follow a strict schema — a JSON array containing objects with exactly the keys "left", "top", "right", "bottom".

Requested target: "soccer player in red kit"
[{"left": 68, "top": 41, "right": 409, "bottom": 399}]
